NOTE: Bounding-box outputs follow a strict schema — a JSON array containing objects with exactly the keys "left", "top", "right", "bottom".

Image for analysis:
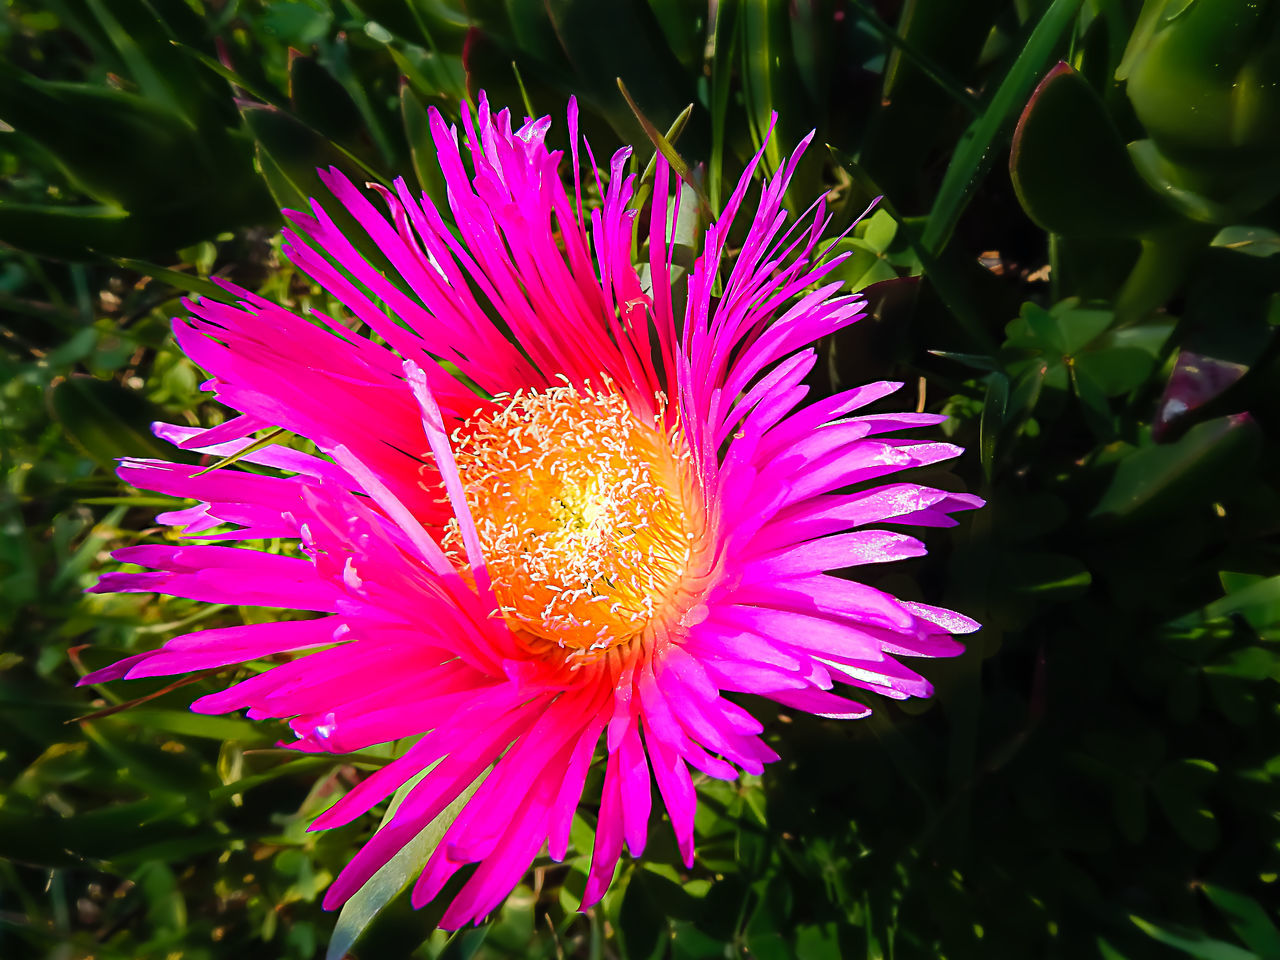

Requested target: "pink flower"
[{"left": 83, "top": 97, "right": 982, "bottom": 927}]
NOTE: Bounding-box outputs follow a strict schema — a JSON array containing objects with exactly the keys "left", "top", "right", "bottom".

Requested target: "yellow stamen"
[{"left": 443, "top": 381, "right": 699, "bottom": 653}]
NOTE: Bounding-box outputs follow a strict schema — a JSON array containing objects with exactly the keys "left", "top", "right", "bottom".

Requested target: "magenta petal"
[
  {"left": 122, "top": 618, "right": 341, "bottom": 679},
  {"left": 645, "top": 727, "right": 696, "bottom": 866},
  {"left": 742, "top": 530, "right": 928, "bottom": 579},
  {"left": 767, "top": 686, "right": 871, "bottom": 719},
  {"left": 547, "top": 715, "right": 608, "bottom": 861},
  {"left": 618, "top": 722, "right": 652, "bottom": 857},
  {"left": 902, "top": 600, "right": 982, "bottom": 635},
  {"left": 582, "top": 748, "right": 624, "bottom": 909},
  {"left": 713, "top": 604, "right": 885, "bottom": 663},
  {"left": 95, "top": 545, "right": 343, "bottom": 610}
]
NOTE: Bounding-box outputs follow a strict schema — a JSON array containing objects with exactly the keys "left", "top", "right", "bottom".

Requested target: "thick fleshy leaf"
[
  {"left": 920, "top": 0, "right": 1084, "bottom": 253},
  {"left": 1011, "top": 62, "right": 1176, "bottom": 237},
  {"left": 1091, "top": 415, "right": 1261, "bottom": 525}
]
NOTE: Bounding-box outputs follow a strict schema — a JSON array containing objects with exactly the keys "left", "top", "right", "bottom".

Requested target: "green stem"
[{"left": 1114, "top": 224, "right": 1213, "bottom": 326}]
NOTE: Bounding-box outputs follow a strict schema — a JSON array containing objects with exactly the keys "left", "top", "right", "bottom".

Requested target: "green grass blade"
[
  {"left": 325, "top": 765, "right": 489, "bottom": 960},
  {"left": 846, "top": 0, "right": 979, "bottom": 115},
  {"left": 921, "top": 0, "right": 1083, "bottom": 254},
  {"left": 617, "top": 79, "right": 709, "bottom": 213},
  {"left": 112, "top": 257, "right": 226, "bottom": 300},
  {"left": 192, "top": 427, "right": 289, "bottom": 477}
]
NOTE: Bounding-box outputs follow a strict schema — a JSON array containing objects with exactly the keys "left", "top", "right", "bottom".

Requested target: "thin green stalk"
[{"left": 848, "top": 0, "right": 981, "bottom": 115}]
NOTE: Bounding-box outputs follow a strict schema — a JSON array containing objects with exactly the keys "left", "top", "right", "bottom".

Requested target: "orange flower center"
[{"left": 445, "top": 382, "right": 700, "bottom": 653}]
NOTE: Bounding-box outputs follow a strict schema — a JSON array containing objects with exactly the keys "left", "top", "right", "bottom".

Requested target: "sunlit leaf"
[
  {"left": 325, "top": 765, "right": 490, "bottom": 960},
  {"left": 1211, "top": 226, "right": 1280, "bottom": 258}
]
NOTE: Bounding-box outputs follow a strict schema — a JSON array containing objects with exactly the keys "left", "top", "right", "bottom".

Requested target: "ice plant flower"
[{"left": 83, "top": 96, "right": 982, "bottom": 927}]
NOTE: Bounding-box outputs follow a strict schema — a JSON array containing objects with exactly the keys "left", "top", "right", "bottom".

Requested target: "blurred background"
[{"left": 2, "top": 0, "right": 1278, "bottom": 957}]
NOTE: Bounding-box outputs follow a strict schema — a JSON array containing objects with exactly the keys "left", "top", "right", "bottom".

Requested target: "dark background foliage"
[{"left": 2, "top": 0, "right": 1278, "bottom": 958}]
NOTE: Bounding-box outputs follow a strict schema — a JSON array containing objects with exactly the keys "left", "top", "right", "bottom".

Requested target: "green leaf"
[
  {"left": 1210, "top": 226, "right": 1280, "bottom": 258},
  {"left": 1151, "top": 758, "right": 1219, "bottom": 851},
  {"left": 243, "top": 103, "right": 403, "bottom": 279},
  {"left": 1202, "top": 647, "right": 1278, "bottom": 683},
  {"left": 1093, "top": 316, "right": 1176, "bottom": 360},
  {"left": 386, "top": 35, "right": 467, "bottom": 106},
  {"left": 858, "top": 0, "right": 1005, "bottom": 205},
  {"left": 921, "top": 0, "right": 1084, "bottom": 254},
  {"left": 617, "top": 79, "right": 707, "bottom": 213},
  {"left": 979, "top": 371, "right": 1008, "bottom": 482},
  {"left": 861, "top": 209, "right": 898, "bottom": 253},
  {"left": 845, "top": 0, "right": 979, "bottom": 114},
  {"left": 1177, "top": 575, "right": 1280, "bottom": 631},
  {"left": 242, "top": 103, "right": 387, "bottom": 198},
  {"left": 343, "top": 0, "right": 434, "bottom": 47},
  {"left": 48, "top": 375, "right": 184, "bottom": 470},
  {"left": 1131, "top": 915, "right": 1257, "bottom": 960},
  {"left": 192, "top": 427, "right": 289, "bottom": 476},
  {"left": 1091, "top": 415, "right": 1261, "bottom": 525},
  {"left": 1021, "top": 302, "right": 1068, "bottom": 354},
  {"left": 1006, "top": 360, "right": 1049, "bottom": 430},
  {"left": 261, "top": 1, "right": 333, "bottom": 47},
  {"left": 87, "top": 0, "right": 181, "bottom": 112},
  {"left": 50, "top": 504, "right": 127, "bottom": 592},
  {"left": 740, "top": 0, "right": 786, "bottom": 177},
  {"left": 1053, "top": 302, "right": 1114, "bottom": 355},
  {"left": 619, "top": 869, "right": 676, "bottom": 960},
  {"left": 83, "top": 0, "right": 224, "bottom": 127},
  {"left": 0, "top": 203, "right": 134, "bottom": 262},
  {"left": 0, "top": 62, "right": 271, "bottom": 258},
  {"left": 928, "top": 350, "right": 999, "bottom": 372},
  {"left": 829, "top": 239, "right": 881, "bottom": 290},
  {"left": 1111, "top": 777, "right": 1147, "bottom": 844},
  {"left": 640, "top": 101, "right": 694, "bottom": 188},
  {"left": 209, "top": 756, "right": 335, "bottom": 804},
  {"left": 0, "top": 63, "right": 223, "bottom": 213},
  {"left": 1010, "top": 62, "right": 1177, "bottom": 237},
  {"left": 254, "top": 141, "right": 309, "bottom": 212},
  {"left": 1119, "top": 0, "right": 1280, "bottom": 220},
  {"left": 289, "top": 52, "right": 367, "bottom": 151},
  {"left": 120, "top": 709, "right": 268, "bottom": 742},
  {"left": 851, "top": 258, "right": 898, "bottom": 291},
  {"left": 439, "top": 925, "right": 490, "bottom": 960},
  {"left": 400, "top": 83, "right": 446, "bottom": 201},
  {"left": 994, "top": 551, "right": 1092, "bottom": 601},
  {"left": 171, "top": 39, "right": 287, "bottom": 109},
  {"left": 1201, "top": 885, "right": 1280, "bottom": 959},
  {"left": 828, "top": 147, "right": 1002, "bottom": 353},
  {"left": 112, "top": 257, "right": 226, "bottom": 300},
  {"left": 325, "top": 765, "right": 489, "bottom": 960},
  {"left": 543, "top": 0, "right": 695, "bottom": 154},
  {"left": 1126, "top": 140, "right": 1244, "bottom": 225},
  {"left": 706, "top": 0, "right": 738, "bottom": 214},
  {"left": 1075, "top": 347, "right": 1159, "bottom": 397},
  {"left": 1069, "top": 359, "right": 1116, "bottom": 440}
]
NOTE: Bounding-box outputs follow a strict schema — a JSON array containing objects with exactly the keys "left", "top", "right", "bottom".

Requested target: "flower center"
[{"left": 444, "top": 382, "right": 699, "bottom": 652}]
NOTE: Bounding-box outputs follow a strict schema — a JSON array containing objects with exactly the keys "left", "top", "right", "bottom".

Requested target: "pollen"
[{"left": 443, "top": 381, "right": 701, "bottom": 653}]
